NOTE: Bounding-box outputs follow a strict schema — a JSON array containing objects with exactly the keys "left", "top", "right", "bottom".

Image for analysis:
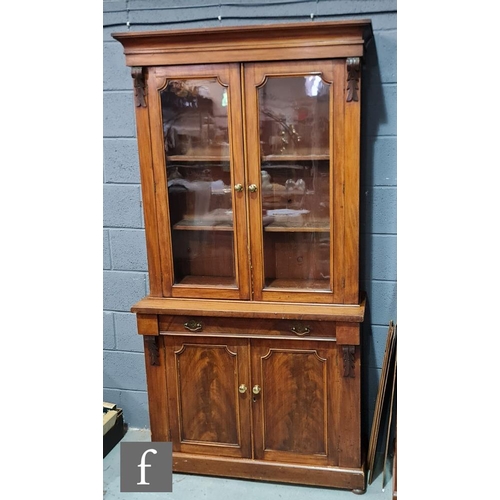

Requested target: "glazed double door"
[
  {"left": 146, "top": 58, "right": 359, "bottom": 304},
  {"left": 165, "top": 336, "right": 342, "bottom": 466}
]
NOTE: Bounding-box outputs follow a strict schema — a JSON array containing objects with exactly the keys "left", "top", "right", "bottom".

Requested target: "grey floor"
[{"left": 103, "top": 428, "right": 394, "bottom": 499}]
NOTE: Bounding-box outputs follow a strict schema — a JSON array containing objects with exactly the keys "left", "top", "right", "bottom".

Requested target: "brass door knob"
[
  {"left": 248, "top": 184, "right": 258, "bottom": 193},
  {"left": 234, "top": 183, "right": 243, "bottom": 192},
  {"left": 252, "top": 385, "right": 261, "bottom": 395},
  {"left": 238, "top": 384, "right": 247, "bottom": 394}
]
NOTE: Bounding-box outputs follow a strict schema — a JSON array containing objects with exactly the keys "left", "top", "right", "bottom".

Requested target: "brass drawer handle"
[
  {"left": 238, "top": 384, "right": 248, "bottom": 394},
  {"left": 252, "top": 385, "right": 261, "bottom": 395},
  {"left": 234, "top": 183, "right": 244, "bottom": 192},
  {"left": 291, "top": 325, "right": 311, "bottom": 336},
  {"left": 248, "top": 184, "right": 258, "bottom": 193},
  {"left": 184, "top": 319, "right": 203, "bottom": 332}
]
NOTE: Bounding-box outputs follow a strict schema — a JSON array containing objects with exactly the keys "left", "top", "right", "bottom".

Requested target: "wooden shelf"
[
  {"left": 262, "top": 189, "right": 313, "bottom": 196},
  {"left": 167, "top": 155, "right": 230, "bottom": 162},
  {"left": 264, "top": 221, "right": 330, "bottom": 232},
  {"left": 265, "top": 278, "right": 330, "bottom": 290},
  {"left": 259, "top": 164, "right": 308, "bottom": 170},
  {"left": 173, "top": 209, "right": 235, "bottom": 231},
  {"left": 173, "top": 220, "right": 234, "bottom": 231},
  {"left": 173, "top": 219, "right": 329, "bottom": 233},
  {"left": 175, "top": 275, "right": 237, "bottom": 287},
  {"left": 262, "top": 154, "right": 329, "bottom": 161},
  {"left": 166, "top": 153, "right": 329, "bottom": 163}
]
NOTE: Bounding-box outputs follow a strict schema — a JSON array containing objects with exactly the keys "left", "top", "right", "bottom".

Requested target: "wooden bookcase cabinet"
[{"left": 113, "top": 20, "right": 372, "bottom": 493}]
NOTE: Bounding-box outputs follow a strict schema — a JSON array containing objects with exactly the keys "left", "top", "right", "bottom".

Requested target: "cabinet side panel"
[
  {"left": 337, "top": 328, "right": 362, "bottom": 467},
  {"left": 143, "top": 335, "right": 169, "bottom": 441},
  {"left": 134, "top": 71, "right": 163, "bottom": 296},
  {"left": 344, "top": 62, "right": 361, "bottom": 304},
  {"left": 148, "top": 68, "right": 174, "bottom": 296}
]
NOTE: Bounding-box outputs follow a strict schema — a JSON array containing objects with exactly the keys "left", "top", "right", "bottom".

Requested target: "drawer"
[{"left": 159, "top": 315, "right": 335, "bottom": 339}]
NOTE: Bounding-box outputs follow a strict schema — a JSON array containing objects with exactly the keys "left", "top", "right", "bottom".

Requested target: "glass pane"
[
  {"left": 162, "top": 79, "right": 230, "bottom": 158},
  {"left": 161, "top": 79, "right": 236, "bottom": 287},
  {"left": 259, "top": 76, "right": 331, "bottom": 291}
]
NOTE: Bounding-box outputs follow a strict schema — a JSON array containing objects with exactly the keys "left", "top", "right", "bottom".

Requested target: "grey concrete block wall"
[
  {"left": 104, "top": 139, "right": 140, "bottom": 184},
  {"left": 103, "top": 0, "right": 397, "bottom": 434},
  {"left": 109, "top": 229, "right": 148, "bottom": 272},
  {"left": 103, "top": 184, "right": 143, "bottom": 228}
]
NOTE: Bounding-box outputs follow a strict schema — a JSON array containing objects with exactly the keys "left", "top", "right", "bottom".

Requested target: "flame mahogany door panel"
[
  {"left": 165, "top": 336, "right": 252, "bottom": 458},
  {"left": 250, "top": 338, "right": 340, "bottom": 466}
]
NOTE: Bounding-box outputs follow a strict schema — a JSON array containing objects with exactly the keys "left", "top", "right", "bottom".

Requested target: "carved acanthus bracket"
[
  {"left": 346, "top": 57, "right": 360, "bottom": 102},
  {"left": 144, "top": 335, "right": 160, "bottom": 366},
  {"left": 342, "top": 346, "right": 355, "bottom": 378},
  {"left": 132, "top": 67, "right": 147, "bottom": 108}
]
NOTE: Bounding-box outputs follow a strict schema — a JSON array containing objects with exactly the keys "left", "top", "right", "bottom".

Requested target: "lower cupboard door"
[
  {"left": 250, "top": 339, "right": 340, "bottom": 466},
  {"left": 165, "top": 336, "right": 252, "bottom": 458}
]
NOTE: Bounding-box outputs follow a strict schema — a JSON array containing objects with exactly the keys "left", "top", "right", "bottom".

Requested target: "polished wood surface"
[
  {"left": 332, "top": 60, "right": 346, "bottom": 303},
  {"left": 133, "top": 84, "right": 163, "bottom": 295},
  {"left": 165, "top": 336, "right": 251, "bottom": 458},
  {"left": 160, "top": 315, "right": 335, "bottom": 338},
  {"left": 343, "top": 59, "right": 362, "bottom": 303},
  {"left": 142, "top": 336, "right": 169, "bottom": 441},
  {"left": 131, "top": 295, "right": 366, "bottom": 322},
  {"left": 113, "top": 20, "right": 371, "bottom": 491},
  {"left": 251, "top": 339, "right": 337, "bottom": 466},
  {"left": 172, "top": 452, "right": 365, "bottom": 490},
  {"left": 136, "top": 313, "right": 159, "bottom": 336},
  {"left": 336, "top": 340, "right": 361, "bottom": 468},
  {"left": 112, "top": 20, "right": 372, "bottom": 67}
]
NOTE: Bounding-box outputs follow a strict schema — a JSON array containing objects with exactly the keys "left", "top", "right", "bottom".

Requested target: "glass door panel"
[
  {"left": 161, "top": 78, "right": 236, "bottom": 287},
  {"left": 258, "top": 75, "right": 331, "bottom": 292}
]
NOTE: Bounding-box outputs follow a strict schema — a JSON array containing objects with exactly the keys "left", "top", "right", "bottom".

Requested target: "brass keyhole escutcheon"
[
  {"left": 252, "top": 385, "right": 261, "bottom": 395},
  {"left": 238, "top": 384, "right": 247, "bottom": 394}
]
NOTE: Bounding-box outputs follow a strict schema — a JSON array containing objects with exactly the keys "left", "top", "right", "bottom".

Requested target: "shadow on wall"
[{"left": 358, "top": 34, "right": 389, "bottom": 443}]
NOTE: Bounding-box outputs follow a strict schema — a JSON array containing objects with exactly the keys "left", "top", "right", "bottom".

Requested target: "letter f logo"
[{"left": 137, "top": 448, "right": 157, "bottom": 485}]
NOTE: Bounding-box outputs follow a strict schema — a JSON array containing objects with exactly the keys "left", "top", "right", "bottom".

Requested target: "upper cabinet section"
[{"left": 112, "top": 21, "right": 372, "bottom": 305}]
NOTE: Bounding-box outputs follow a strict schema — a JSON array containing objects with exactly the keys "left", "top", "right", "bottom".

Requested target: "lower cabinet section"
[{"left": 143, "top": 321, "right": 364, "bottom": 491}]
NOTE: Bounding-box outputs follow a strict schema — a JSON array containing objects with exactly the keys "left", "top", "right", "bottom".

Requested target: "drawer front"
[{"left": 159, "top": 315, "right": 335, "bottom": 339}]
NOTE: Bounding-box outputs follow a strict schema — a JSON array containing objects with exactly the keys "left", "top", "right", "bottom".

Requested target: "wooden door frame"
[
  {"left": 243, "top": 59, "right": 354, "bottom": 304},
  {"left": 146, "top": 64, "right": 251, "bottom": 300}
]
